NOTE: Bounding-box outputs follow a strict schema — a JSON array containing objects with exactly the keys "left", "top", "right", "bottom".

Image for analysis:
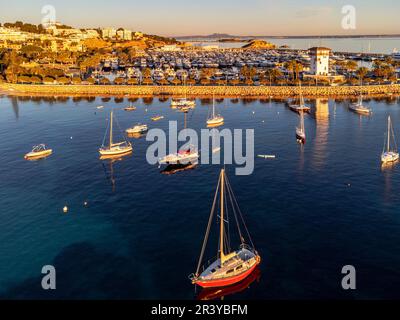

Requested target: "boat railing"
[
  {"left": 188, "top": 273, "right": 197, "bottom": 281},
  {"left": 240, "top": 243, "right": 252, "bottom": 251},
  {"left": 197, "top": 255, "right": 220, "bottom": 274}
]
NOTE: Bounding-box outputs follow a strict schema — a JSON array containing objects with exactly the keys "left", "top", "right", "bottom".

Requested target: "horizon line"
[{"left": 173, "top": 33, "right": 400, "bottom": 39}]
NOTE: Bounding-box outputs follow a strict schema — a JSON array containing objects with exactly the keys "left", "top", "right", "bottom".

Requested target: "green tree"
[
  {"left": 142, "top": 67, "right": 152, "bottom": 79},
  {"left": 127, "top": 78, "right": 138, "bottom": 85},
  {"left": 100, "top": 78, "right": 111, "bottom": 85},
  {"left": 114, "top": 77, "right": 125, "bottom": 85},
  {"left": 30, "top": 75, "right": 42, "bottom": 84},
  {"left": 86, "top": 77, "right": 96, "bottom": 85},
  {"left": 72, "top": 77, "right": 82, "bottom": 84},
  {"left": 17, "top": 75, "right": 31, "bottom": 84},
  {"left": 57, "top": 77, "right": 70, "bottom": 85},
  {"left": 355, "top": 67, "right": 369, "bottom": 83},
  {"left": 43, "top": 76, "right": 55, "bottom": 84}
]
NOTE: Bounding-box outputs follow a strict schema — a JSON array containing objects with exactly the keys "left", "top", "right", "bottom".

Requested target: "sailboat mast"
[
  {"left": 299, "top": 81, "right": 304, "bottom": 106},
  {"left": 220, "top": 169, "right": 225, "bottom": 265},
  {"left": 184, "top": 76, "right": 187, "bottom": 100},
  {"left": 110, "top": 111, "right": 113, "bottom": 147},
  {"left": 184, "top": 112, "right": 187, "bottom": 130},
  {"left": 388, "top": 116, "right": 391, "bottom": 152},
  {"left": 213, "top": 94, "right": 215, "bottom": 118}
]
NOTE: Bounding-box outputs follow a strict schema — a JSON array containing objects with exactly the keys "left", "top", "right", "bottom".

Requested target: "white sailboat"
[
  {"left": 296, "top": 110, "right": 306, "bottom": 143},
  {"left": 381, "top": 116, "right": 399, "bottom": 163},
  {"left": 289, "top": 81, "right": 311, "bottom": 114},
  {"left": 349, "top": 94, "right": 372, "bottom": 115},
  {"left": 99, "top": 111, "right": 133, "bottom": 157},
  {"left": 126, "top": 124, "right": 148, "bottom": 134},
  {"left": 124, "top": 103, "right": 136, "bottom": 111},
  {"left": 207, "top": 95, "right": 224, "bottom": 127}
]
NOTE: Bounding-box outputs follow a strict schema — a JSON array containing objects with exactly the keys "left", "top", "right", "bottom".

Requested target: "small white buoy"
[
  {"left": 252, "top": 111, "right": 255, "bottom": 114},
  {"left": 70, "top": 136, "right": 73, "bottom": 140},
  {"left": 63, "top": 205, "right": 68, "bottom": 213},
  {"left": 84, "top": 201, "right": 88, "bottom": 207}
]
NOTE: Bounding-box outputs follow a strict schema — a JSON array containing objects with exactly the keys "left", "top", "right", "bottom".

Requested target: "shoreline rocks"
[{"left": 1, "top": 83, "right": 399, "bottom": 98}]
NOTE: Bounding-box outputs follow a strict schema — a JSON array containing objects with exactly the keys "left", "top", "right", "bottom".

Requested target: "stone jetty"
[{"left": 1, "top": 83, "right": 400, "bottom": 98}]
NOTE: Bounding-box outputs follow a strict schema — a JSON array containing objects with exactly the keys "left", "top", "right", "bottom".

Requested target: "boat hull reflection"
[
  {"left": 161, "top": 162, "right": 198, "bottom": 175},
  {"left": 207, "top": 122, "right": 224, "bottom": 129},
  {"left": 127, "top": 133, "right": 146, "bottom": 139},
  {"left": 197, "top": 267, "right": 261, "bottom": 301}
]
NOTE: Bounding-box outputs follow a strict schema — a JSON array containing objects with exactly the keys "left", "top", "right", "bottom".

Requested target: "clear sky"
[{"left": 0, "top": 0, "right": 399, "bottom": 36}]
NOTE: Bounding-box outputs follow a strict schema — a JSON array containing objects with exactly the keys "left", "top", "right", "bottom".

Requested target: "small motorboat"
[
  {"left": 24, "top": 144, "right": 53, "bottom": 160},
  {"left": 97, "top": 105, "right": 105, "bottom": 110},
  {"left": 126, "top": 124, "right": 148, "bottom": 134},
  {"left": 171, "top": 99, "right": 196, "bottom": 109},
  {"left": 124, "top": 105, "right": 137, "bottom": 111},
  {"left": 151, "top": 115, "right": 164, "bottom": 122},
  {"left": 257, "top": 155, "right": 276, "bottom": 159},
  {"left": 159, "top": 147, "right": 199, "bottom": 165}
]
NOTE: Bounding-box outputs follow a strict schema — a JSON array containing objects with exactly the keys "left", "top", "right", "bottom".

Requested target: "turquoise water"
[{"left": 0, "top": 95, "right": 400, "bottom": 299}]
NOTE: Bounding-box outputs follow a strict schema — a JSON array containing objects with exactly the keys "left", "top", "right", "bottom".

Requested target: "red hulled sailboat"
[{"left": 190, "top": 169, "right": 261, "bottom": 288}]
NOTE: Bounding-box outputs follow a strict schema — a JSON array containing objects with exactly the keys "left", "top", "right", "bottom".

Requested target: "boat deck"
[{"left": 200, "top": 248, "right": 257, "bottom": 281}]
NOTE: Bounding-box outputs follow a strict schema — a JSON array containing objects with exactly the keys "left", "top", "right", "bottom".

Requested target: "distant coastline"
[
  {"left": 176, "top": 33, "right": 400, "bottom": 40},
  {"left": 2, "top": 83, "right": 400, "bottom": 99}
]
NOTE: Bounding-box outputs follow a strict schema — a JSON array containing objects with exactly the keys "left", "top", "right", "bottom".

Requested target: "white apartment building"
[
  {"left": 102, "top": 28, "right": 117, "bottom": 39},
  {"left": 116, "top": 29, "right": 132, "bottom": 41}
]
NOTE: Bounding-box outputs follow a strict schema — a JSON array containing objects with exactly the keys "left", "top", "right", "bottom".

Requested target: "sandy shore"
[{"left": 1, "top": 83, "right": 400, "bottom": 98}]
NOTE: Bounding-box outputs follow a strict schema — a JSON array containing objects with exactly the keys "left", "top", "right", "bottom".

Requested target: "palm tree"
[
  {"left": 346, "top": 60, "right": 358, "bottom": 72},
  {"left": 356, "top": 67, "right": 369, "bottom": 84},
  {"left": 114, "top": 77, "right": 126, "bottom": 85},
  {"left": 171, "top": 78, "right": 181, "bottom": 86},
  {"left": 142, "top": 67, "right": 152, "bottom": 79},
  {"left": 240, "top": 66, "right": 250, "bottom": 80},
  {"left": 265, "top": 68, "right": 283, "bottom": 85},
  {"left": 284, "top": 61, "right": 296, "bottom": 81},
  {"left": 100, "top": 78, "right": 111, "bottom": 85},
  {"left": 127, "top": 78, "right": 138, "bottom": 85}
]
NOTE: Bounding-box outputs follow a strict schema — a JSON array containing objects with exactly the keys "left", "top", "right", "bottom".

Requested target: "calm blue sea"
[
  {"left": 188, "top": 37, "right": 400, "bottom": 54},
  {"left": 0, "top": 95, "right": 400, "bottom": 299}
]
